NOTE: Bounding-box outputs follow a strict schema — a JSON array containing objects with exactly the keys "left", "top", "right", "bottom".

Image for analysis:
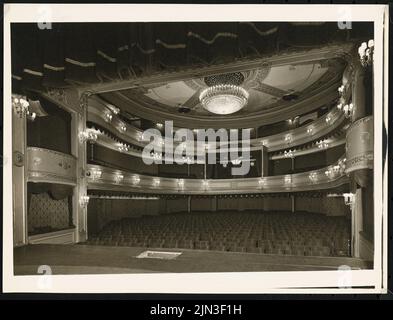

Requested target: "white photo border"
[{"left": 2, "top": 3, "right": 389, "bottom": 294}]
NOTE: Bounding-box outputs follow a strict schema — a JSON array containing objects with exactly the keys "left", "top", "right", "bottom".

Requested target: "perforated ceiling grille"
[{"left": 204, "top": 72, "right": 245, "bottom": 87}]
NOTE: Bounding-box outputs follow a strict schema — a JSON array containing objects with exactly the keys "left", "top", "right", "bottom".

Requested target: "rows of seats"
[{"left": 87, "top": 211, "right": 351, "bottom": 257}]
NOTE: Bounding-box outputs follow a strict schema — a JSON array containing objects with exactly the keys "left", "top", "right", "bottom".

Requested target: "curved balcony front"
[{"left": 86, "top": 156, "right": 348, "bottom": 195}]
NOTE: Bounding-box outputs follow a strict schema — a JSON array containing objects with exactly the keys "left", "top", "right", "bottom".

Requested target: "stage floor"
[{"left": 14, "top": 244, "right": 372, "bottom": 275}]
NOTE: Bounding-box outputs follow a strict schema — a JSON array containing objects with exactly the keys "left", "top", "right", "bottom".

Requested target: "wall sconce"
[
  {"left": 337, "top": 83, "right": 350, "bottom": 99},
  {"left": 317, "top": 140, "right": 329, "bottom": 149},
  {"left": 358, "top": 40, "right": 374, "bottom": 67},
  {"left": 12, "top": 96, "right": 36, "bottom": 120},
  {"left": 284, "top": 134, "right": 292, "bottom": 144},
  {"left": 153, "top": 178, "right": 160, "bottom": 187},
  {"left": 324, "top": 168, "right": 335, "bottom": 179},
  {"left": 27, "top": 111, "right": 36, "bottom": 121},
  {"left": 79, "top": 128, "right": 99, "bottom": 143},
  {"left": 104, "top": 110, "right": 113, "bottom": 122},
  {"left": 338, "top": 158, "right": 346, "bottom": 173},
  {"left": 132, "top": 175, "right": 140, "bottom": 185},
  {"left": 325, "top": 115, "right": 332, "bottom": 124},
  {"left": 156, "top": 123, "right": 163, "bottom": 129},
  {"left": 308, "top": 172, "right": 318, "bottom": 182},
  {"left": 80, "top": 195, "right": 90, "bottom": 208},
  {"left": 343, "top": 192, "right": 356, "bottom": 209},
  {"left": 338, "top": 85, "right": 345, "bottom": 95},
  {"left": 89, "top": 168, "right": 102, "bottom": 180},
  {"left": 118, "top": 123, "right": 127, "bottom": 132},
  {"left": 307, "top": 126, "right": 314, "bottom": 135},
  {"left": 333, "top": 165, "right": 341, "bottom": 173},
  {"left": 202, "top": 180, "right": 209, "bottom": 189},
  {"left": 118, "top": 143, "right": 129, "bottom": 152},
  {"left": 284, "top": 149, "right": 295, "bottom": 158},
  {"left": 114, "top": 173, "right": 124, "bottom": 184},
  {"left": 342, "top": 103, "right": 353, "bottom": 118},
  {"left": 177, "top": 179, "right": 185, "bottom": 188},
  {"left": 258, "top": 178, "right": 266, "bottom": 188},
  {"left": 284, "top": 175, "right": 292, "bottom": 184},
  {"left": 107, "top": 104, "right": 120, "bottom": 115}
]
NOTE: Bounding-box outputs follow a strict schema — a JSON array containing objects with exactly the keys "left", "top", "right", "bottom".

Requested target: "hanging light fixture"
[
  {"left": 199, "top": 72, "right": 249, "bottom": 115},
  {"left": 199, "top": 85, "right": 249, "bottom": 115}
]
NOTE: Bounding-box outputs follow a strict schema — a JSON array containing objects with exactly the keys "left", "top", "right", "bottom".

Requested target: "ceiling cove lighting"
[{"left": 199, "top": 84, "right": 249, "bottom": 115}]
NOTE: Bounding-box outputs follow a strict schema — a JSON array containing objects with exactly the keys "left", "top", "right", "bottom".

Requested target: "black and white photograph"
[{"left": 2, "top": 4, "right": 388, "bottom": 294}]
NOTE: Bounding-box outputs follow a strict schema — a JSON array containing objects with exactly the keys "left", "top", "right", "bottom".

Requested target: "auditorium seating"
[{"left": 87, "top": 211, "right": 351, "bottom": 257}]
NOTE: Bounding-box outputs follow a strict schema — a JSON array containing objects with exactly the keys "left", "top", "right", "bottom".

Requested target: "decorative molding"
[
  {"left": 345, "top": 152, "right": 374, "bottom": 171},
  {"left": 40, "top": 87, "right": 82, "bottom": 114},
  {"left": 80, "top": 90, "right": 94, "bottom": 113},
  {"left": 346, "top": 115, "right": 373, "bottom": 136},
  {"left": 26, "top": 147, "right": 77, "bottom": 185},
  {"left": 104, "top": 74, "right": 341, "bottom": 129},
  {"left": 82, "top": 43, "right": 356, "bottom": 95},
  {"left": 27, "top": 147, "right": 76, "bottom": 160},
  {"left": 345, "top": 116, "right": 373, "bottom": 174},
  {"left": 87, "top": 100, "right": 346, "bottom": 155},
  {"left": 86, "top": 156, "right": 348, "bottom": 195},
  {"left": 270, "top": 136, "right": 346, "bottom": 160},
  {"left": 28, "top": 228, "right": 76, "bottom": 245},
  {"left": 13, "top": 151, "right": 25, "bottom": 167},
  {"left": 27, "top": 172, "right": 77, "bottom": 185},
  {"left": 46, "top": 88, "right": 68, "bottom": 104}
]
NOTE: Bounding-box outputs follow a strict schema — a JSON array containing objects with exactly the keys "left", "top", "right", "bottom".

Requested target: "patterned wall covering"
[
  {"left": 87, "top": 198, "right": 161, "bottom": 235},
  {"left": 295, "top": 197, "right": 350, "bottom": 216},
  {"left": 28, "top": 193, "right": 71, "bottom": 234}
]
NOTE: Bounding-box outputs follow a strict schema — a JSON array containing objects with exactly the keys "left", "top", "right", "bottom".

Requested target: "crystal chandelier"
[{"left": 199, "top": 84, "right": 249, "bottom": 115}]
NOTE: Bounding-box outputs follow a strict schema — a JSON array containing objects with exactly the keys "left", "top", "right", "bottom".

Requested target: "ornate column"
[
  {"left": 75, "top": 91, "right": 91, "bottom": 242},
  {"left": 43, "top": 88, "right": 90, "bottom": 243},
  {"left": 12, "top": 95, "right": 29, "bottom": 246},
  {"left": 344, "top": 41, "right": 374, "bottom": 259}
]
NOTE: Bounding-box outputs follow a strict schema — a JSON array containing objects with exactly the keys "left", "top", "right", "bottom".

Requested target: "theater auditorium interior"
[{"left": 11, "top": 22, "right": 375, "bottom": 274}]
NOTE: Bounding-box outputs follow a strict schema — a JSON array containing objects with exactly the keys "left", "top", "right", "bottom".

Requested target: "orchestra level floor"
[{"left": 13, "top": 244, "right": 372, "bottom": 275}]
